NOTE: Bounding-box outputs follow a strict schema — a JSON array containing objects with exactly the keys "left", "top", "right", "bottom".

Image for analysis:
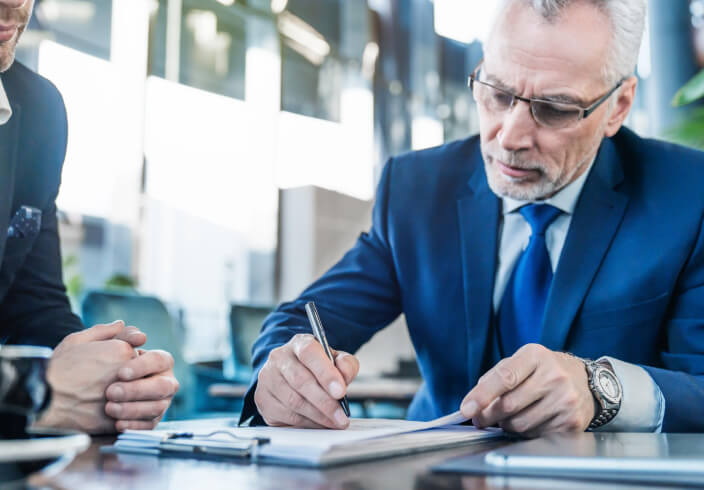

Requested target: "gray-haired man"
[{"left": 246, "top": 0, "right": 704, "bottom": 436}]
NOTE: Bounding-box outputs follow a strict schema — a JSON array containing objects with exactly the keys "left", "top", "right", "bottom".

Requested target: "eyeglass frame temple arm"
[{"left": 581, "top": 78, "right": 625, "bottom": 118}]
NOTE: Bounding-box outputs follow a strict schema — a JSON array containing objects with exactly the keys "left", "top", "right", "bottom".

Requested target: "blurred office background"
[{"left": 15, "top": 0, "right": 704, "bottom": 418}]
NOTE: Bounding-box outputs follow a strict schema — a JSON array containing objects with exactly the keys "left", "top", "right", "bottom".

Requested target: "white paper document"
[{"left": 111, "top": 410, "right": 501, "bottom": 467}]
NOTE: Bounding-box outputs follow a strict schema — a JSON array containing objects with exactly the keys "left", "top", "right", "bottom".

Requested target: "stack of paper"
[{"left": 108, "top": 411, "right": 501, "bottom": 467}]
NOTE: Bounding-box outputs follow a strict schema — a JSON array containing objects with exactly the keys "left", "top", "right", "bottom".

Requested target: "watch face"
[{"left": 597, "top": 369, "right": 621, "bottom": 403}]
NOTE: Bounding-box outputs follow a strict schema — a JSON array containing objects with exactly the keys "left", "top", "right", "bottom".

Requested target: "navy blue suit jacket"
[
  {"left": 0, "top": 62, "right": 83, "bottom": 347},
  {"left": 243, "top": 127, "right": 704, "bottom": 432}
]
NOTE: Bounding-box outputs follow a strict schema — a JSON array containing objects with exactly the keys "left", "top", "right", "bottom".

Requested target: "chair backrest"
[
  {"left": 229, "top": 304, "right": 272, "bottom": 376},
  {"left": 81, "top": 290, "right": 192, "bottom": 416}
]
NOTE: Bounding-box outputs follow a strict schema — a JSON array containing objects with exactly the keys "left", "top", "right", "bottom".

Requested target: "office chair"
[{"left": 227, "top": 304, "right": 273, "bottom": 384}]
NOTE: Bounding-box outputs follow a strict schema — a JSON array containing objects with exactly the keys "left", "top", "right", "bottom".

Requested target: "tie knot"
[{"left": 519, "top": 204, "right": 562, "bottom": 237}]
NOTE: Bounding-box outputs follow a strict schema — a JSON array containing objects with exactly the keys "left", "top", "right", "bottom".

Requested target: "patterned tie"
[{"left": 498, "top": 204, "right": 562, "bottom": 356}]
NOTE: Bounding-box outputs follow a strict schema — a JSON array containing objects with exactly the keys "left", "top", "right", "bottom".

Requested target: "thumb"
[
  {"left": 333, "top": 350, "right": 360, "bottom": 385},
  {"left": 113, "top": 326, "right": 147, "bottom": 348},
  {"left": 74, "top": 320, "right": 126, "bottom": 343}
]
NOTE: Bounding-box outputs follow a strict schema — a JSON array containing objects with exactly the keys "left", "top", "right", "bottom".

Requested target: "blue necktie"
[{"left": 498, "top": 204, "right": 562, "bottom": 356}]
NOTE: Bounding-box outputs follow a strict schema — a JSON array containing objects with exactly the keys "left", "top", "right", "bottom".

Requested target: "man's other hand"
[
  {"left": 38, "top": 321, "right": 138, "bottom": 433},
  {"left": 104, "top": 348, "right": 179, "bottom": 431},
  {"left": 254, "top": 333, "right": 359, "bottom": 429},
  {"left": 103, "top": 321, "right": 180, "bottom": 430},
  {"left": 460, "top": 344, "right": 596, "bottom": 438},
  {"left": 37, "top": 321, "right": 179, "bottom": 433}
]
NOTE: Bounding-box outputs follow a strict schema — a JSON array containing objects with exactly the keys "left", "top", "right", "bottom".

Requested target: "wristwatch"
[{"left": 584, "top": 358, "right": 622, "bottom": 429}]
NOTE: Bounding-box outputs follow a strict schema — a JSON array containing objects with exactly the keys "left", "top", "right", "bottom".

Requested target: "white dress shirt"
[
  {"left": 0, "top": 77, "right": 12, "bottom": 125},
  {"left": 493, "top": 160, "right": 665, "bottom": 432}
]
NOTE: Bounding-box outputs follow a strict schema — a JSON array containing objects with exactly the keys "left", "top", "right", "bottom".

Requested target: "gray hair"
[{"left": 494, "top": 0, "right": 647, "bottom": 86}]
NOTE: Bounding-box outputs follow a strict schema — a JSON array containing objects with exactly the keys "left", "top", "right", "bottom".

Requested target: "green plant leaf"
[
  {"left": 105, "top": 273, "right": 136, "bottom": 289},
  {"left": 65, "top": 275, "right": 84, "bottom": 300},
  {"left": 672, "top": 69, "right": 704, "bottom": 107},
  {"left": 663, "top": 106, "right": 704, "bottom": 149}
]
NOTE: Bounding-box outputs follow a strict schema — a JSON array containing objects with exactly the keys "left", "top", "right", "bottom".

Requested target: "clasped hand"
[
  {"left": 460, "top": 344, "right": 596, "bottom": 437},
  {"left": 38, "top": 321, "right": 179, "bottom": 433}
]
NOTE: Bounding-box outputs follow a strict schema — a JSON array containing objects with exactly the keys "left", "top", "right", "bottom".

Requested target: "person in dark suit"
[
  {"left": 0, "top": 0, "right": 178, "bottom": 433},
  {"left": 244, "top": 0, "right": 704, "bottom": 435}
]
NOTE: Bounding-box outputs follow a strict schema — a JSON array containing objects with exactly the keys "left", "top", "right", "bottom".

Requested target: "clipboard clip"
[
  {"left": 103, "top": 429, "right": 270, "bottom": 461},
  {"left": 159, "top": 430, "right": 270, "bottom": 459},
  {"left": 165, "top": 430, "right": 271, "bottom": 445}
]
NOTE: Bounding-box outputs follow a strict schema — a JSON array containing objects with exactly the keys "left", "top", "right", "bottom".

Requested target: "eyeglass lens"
[{"left": 472, "top": 81, "right": 583, "bottom": 128}]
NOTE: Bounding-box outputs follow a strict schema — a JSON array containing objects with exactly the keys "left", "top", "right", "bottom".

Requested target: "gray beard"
[{"left": 483, "top": 156, "right": 590, "bottom": 201}]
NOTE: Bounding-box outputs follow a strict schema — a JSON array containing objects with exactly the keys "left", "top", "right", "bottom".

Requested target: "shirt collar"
[
  {"left": 0, "top": 76, "right": 12, "bottom": 125},
  {"left": 501, "top": 156, "right": 596, "bottom": 216}
]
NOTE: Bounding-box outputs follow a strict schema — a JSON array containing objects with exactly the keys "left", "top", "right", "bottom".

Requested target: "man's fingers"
[
  {"left": 292, "top": 335, "right": 347, "bottom": 399},
  {"left": 513, "top": 386, "right": 591, "bottom": 435},
  {"left": 106, "top": 399, "right": 171, "bottom": 421},
  {"left": 334, "top": 351, "right": 360, "bottom": 385},
  {"left": 473, "top": 374, "right": 548, "bottom": 428},
  {"left": 461, "top": 344, "right": 543, "bottom": 418},
  {"left": 113, "top": 326, "right": 147, "bottom": 348},
  {"left": 255, "top": 385, "right": 326, "bottom": 429},
  {"left": 268, "top": 371, "right": 340, "bottom": 428},
  {"left": 105, "top": 374, "right": 179, "bottom": 402},
  {"left": 117, "top": 350, "right": 175, "bottom": 381},
  {"left": 67, "top": 320, "right": 126, "bottom": 344},
  {"left": 279, "top": 351, "right": 349, "bottom": 428},
  {"left": 496, "top": 396, "right": 559, "bottom": 435}
]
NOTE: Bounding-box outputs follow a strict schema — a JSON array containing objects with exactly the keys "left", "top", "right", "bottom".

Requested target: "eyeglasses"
[{"left": 467, "top": 63, "right": 624, "bottom": 129}]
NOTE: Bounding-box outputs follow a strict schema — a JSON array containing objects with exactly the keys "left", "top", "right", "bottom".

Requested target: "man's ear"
[{"left": 604, "top": 76, "right": 638, "bottom": 138}]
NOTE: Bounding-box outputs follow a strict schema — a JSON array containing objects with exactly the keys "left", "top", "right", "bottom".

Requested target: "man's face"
[
  {"left": 0, "top": 0, "right": 34, "bottom": 73},
  {"left": 478, "top": 2, "right": 624, "bottom": 201}
]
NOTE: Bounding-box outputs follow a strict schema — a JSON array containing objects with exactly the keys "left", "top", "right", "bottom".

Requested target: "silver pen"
[{"left": 304, "top": 301, "right": 351, "bottom": 417}]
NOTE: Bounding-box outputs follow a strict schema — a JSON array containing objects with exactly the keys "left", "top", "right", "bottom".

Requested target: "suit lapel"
[
  {"left": 541, "top": 137, "right": 629, "bottom": 351},
  {"left": 0, "top": 101, "right": 20, "bottom": 261},
  {"left": 457, "top": 147, "right": 500, "bottom": 386}
]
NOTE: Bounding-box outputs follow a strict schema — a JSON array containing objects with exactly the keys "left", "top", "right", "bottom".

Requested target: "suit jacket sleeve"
[
  {"left": 0, "top": 75, "right": 83, "bottom": 348},
  {"left": 239, "top": 158, "right": 403, "bottom": 425},
  {"left": 642, "top": 210, "right": 704, "bottom": 432},
  {"left": 0, "top": 201, "right": 83, "bottom": 347}
]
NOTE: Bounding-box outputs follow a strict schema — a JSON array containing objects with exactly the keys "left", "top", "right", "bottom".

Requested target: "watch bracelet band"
[{"left": 588, "top": 407, "right": 618, "bottom": 429}]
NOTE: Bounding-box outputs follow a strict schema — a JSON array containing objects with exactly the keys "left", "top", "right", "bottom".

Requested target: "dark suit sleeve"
[
  {"left": 642, "top": 211, "right": 704, "bottom": 432},
  {"left": 239, "top": 159, "right": 403, "bottom": 425},
  {"left": 0, "top": 201, "right": 83, "bottom": 347}
]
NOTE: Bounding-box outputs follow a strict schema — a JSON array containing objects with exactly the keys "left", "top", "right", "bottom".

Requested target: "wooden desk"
[
  {"left": 209, "top": 377, "right": 422, "bottom": 402},
  {"left": 27, "top": 420, "right": 649, "bottom": 489}
]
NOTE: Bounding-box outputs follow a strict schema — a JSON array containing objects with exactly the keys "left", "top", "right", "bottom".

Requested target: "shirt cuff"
[{"left": 592, "top": 356, "right": 665, "bottom": 432}]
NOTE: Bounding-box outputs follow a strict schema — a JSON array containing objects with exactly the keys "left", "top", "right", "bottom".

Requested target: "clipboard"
[{"left": 101, "top": 430, "right": 270, "bottom": 461}]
